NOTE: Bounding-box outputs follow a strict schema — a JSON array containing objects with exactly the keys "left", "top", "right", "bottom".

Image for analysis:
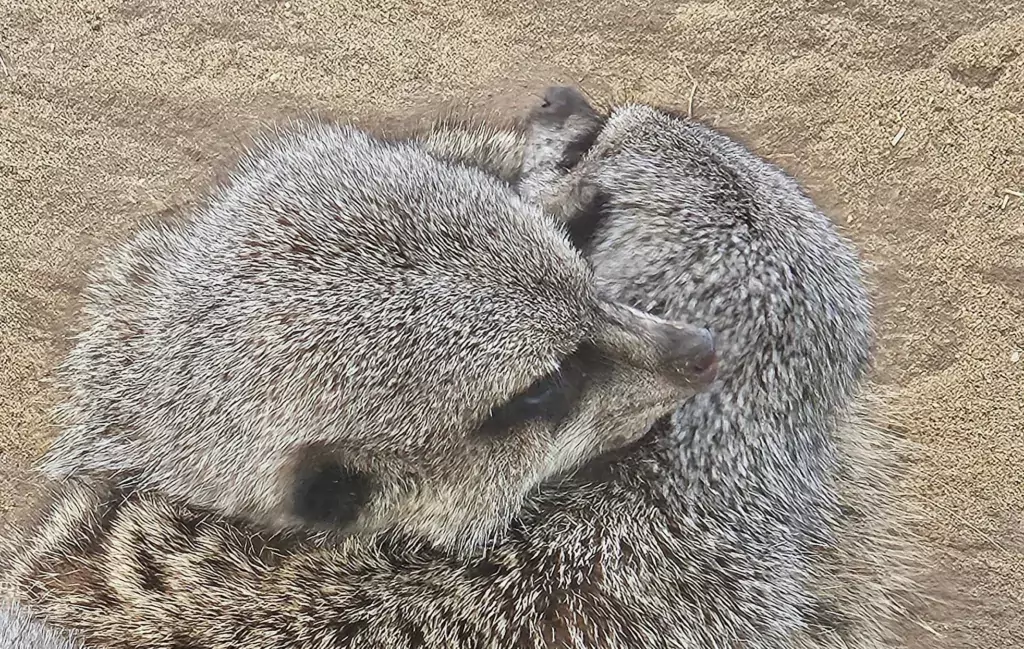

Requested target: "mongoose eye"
[
  {"left": 516, "top": 374, "right": 562, "bottom": 409},
  {"left": 480, "top": 364, "right": 582, "bottom": 435}
]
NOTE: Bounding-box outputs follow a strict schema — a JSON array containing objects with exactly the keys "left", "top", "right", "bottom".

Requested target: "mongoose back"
[{"left": 5, "top": 89, "right": 916, "bottom": 649}]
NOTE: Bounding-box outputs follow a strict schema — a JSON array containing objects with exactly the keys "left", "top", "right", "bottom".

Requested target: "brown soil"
[{"left": 1, "top": 0, "right": 1021, "bottom": 646}]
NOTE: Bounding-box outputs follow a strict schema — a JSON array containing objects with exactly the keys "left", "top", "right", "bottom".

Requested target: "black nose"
[
  {"left": 658, "top": 325, "right": 718, "bottom": 385},
  {"left": 687, "top": 328, "right": 717, "bottom": 373}
]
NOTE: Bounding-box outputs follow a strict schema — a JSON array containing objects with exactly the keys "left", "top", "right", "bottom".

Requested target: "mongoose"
[
  {"left": 4, "top": 89, "right": 916, "bottom": 648},
  {"left": 24, "top": 116, "right": 717, "bottom": 555}
]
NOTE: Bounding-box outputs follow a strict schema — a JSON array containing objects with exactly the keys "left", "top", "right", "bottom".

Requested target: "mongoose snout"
[
  {"left": 587, "top": 302, "right": 719, "bottom": 414},
  {"left": 658, "top": 323, "right": 718, "bottom": 386},
  {"left": 613, "top": 313, "right": 719, "bottom": 389}
]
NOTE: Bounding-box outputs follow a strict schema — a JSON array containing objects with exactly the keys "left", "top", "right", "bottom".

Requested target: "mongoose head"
[{"left": 40, "top": 119, "right": 718, "bottom": 552}]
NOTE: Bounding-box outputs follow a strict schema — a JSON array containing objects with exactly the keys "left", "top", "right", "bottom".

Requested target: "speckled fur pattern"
[
  {"left": 29, "top": 117, "right": 717, "bottom": 554},
  {"left": 3, "top": 88, "right": 920, "bottom": 648},
  {"left": 0, "top": 600, "right": 87, "bottom": 649}
]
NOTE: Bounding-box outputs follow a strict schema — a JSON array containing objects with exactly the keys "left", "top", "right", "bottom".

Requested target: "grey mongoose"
[{"left": 2, "top": 86, "right": 917, "bottom": 649}]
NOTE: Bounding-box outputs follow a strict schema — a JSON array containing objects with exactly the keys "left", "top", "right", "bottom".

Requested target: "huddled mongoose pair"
[{"left": 0, "top": 86, "right": 918, "bottom": 648}]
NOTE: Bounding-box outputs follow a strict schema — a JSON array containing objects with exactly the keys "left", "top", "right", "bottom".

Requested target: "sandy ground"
[{"left": 1, "top": 0, "right": 1022, "bottom": 646}]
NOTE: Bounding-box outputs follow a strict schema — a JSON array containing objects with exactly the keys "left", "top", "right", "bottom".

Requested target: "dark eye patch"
[
  {"left": 479, "top": 354, "right": 586, "bottom": 435},
  {"left": 289, "top": 444, "right": 374, "bottom": 528}
]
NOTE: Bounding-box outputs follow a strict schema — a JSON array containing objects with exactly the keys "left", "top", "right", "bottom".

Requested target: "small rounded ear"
[
  {"left": 288, "top": 443, "right": 375, "bottom": 529},
  {"left": 530, "top": 86, "right": 601, "bottom": 126}
]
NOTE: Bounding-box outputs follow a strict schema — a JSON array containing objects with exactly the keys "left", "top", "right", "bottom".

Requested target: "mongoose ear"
[{"left": 288, "top": 444, "right": 375, "bottom": 529}]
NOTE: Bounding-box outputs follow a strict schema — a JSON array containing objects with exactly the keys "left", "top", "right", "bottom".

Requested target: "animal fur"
[
  {"left": 3, "top": 88, "right": 919, "bottom": 649},
  {"left": 29, "top": 117, "right": 716, "bottom": 555},
  {"left": 0, "top": 600, "right": 87, "bottom": 649}
]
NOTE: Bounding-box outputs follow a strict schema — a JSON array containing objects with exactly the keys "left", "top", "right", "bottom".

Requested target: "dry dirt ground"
[{"left": 1, "top": 0, "right": 1022, "bottom": 646}]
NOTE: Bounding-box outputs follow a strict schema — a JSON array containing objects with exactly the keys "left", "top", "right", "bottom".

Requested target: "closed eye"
[
  {"left": 517, "top": 373, "right": 562, "bottom": 409},
  {"left": 479, "top": 361, "right": 583, "bottom": 435}
]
